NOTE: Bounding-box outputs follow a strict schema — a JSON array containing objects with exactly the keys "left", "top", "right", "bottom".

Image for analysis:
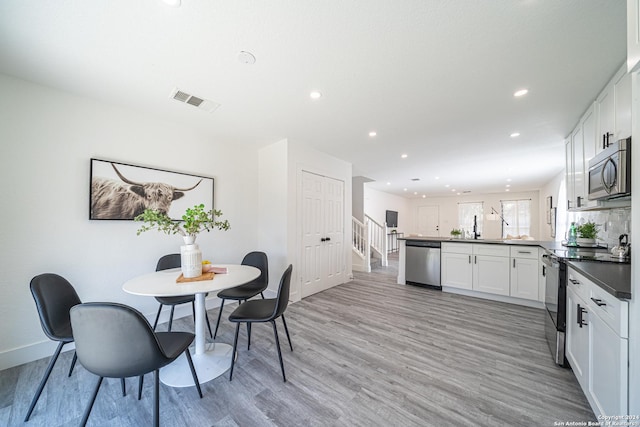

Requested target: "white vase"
[
  {"left": 180, "top": 241, "right": 202, "bottom": 278},
  {"left": 182, "top": 235, "right": 197, "bottom": 245}
]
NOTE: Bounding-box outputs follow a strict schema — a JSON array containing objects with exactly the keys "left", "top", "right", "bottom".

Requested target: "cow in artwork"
[{"left": 91, "top": 163, "right": 202, "bottom": 219}]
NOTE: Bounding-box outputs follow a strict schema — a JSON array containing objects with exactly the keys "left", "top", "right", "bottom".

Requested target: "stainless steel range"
[{"left": 542, "top": 246, "right": 629, "bottom": 367}]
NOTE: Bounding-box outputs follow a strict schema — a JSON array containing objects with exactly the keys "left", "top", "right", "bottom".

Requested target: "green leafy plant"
[
  {"left": 576, "top": 221, "right": 599, "bottom": 239},
  {"left": 135, "top": 204, "right": 230, "bottom": 238},
  {"left": 450, "top": 228, "right": 462, "bottom": 237}
]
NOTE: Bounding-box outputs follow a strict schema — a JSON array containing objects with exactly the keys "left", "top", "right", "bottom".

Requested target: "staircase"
[{"left": 352, "top": 215, "right": 388, "bottom": 272}]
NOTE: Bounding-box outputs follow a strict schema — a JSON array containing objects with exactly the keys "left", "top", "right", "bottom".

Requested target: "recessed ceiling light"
[
  {"left": 401, "top": 154, "right": 408, "bottom": 159},
  {"left": 310, "top": 91, "right": 322, "bottom": 100},
  {"left": 451, "top": 189, "right": 456, "bottom": 192},
  {"left": 506, "top": 188, "right": 510, "bottom": 192},
  {"left": 435, "top": 176, "right": 440, "bottom": 180},
  {"left": 386, "top": 182, "right": 391, "bottom": 185},
  {"left": 237, "top": 51, "right": 256, "bottom": 64},
  {"left": 369, "top": 131, "right": 377, "bottom": 137},
  {"left": 403, "top": 188, "right": 408, "bottom": 192},
  {"left": 506, "top": 184, "right": 511, "bottom": 187},
  {"left": 510, "top": 132, "right": 520, "bottom": 138},
  {"left": 514, "top": 89, "right": 528, "bottom": 97},
  {"left": 506, "top": 178, "right": 512, "bottom": 182},
  {"left": 162, "top": 0, "right": 181, "bottom": 6},
  {"left": 422, "top": 195, "right": 426, "bottom": 198},
  {"left": 445, "top": 184, "right": 450, "bottom": 188},
  {"left": 457, "top": 192, "right": 461, "bottom": 196},
  {"left": 414, "top": 192, "right": 418, "bottom": 195}
]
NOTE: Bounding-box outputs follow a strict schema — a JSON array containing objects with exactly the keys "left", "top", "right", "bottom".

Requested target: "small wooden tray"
[{"left": 176, "top": 272, "right": 215, "bottom": 283}]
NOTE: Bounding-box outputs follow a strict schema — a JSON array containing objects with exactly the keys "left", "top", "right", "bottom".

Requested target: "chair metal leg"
[
  {"left": 184, "top": 349, "right": 203, "bottom": 398},
  {"left": 247, "top": 322, "right": 251, "bottom": 351},
  {"left": 168, "top": 306, "right": 175, "bottom": 332},
  {"left": 121, "top": 378, "right": 126, "bottom": 397},
  {"left": 138, "top": 375, "right": 144, "bottom": 400},
  {"left": 205, "top": 311, "right": 213, "bottom": 339},
  {"left": 153, "top": 370, "right": 160, "bottom": 427},
  {"left": 153, "top": 304, "right": 163, "bottom": 331},
  {"left": 260, "top": 292, "right": 265, "bottom": 299},
  {"left": 229, "top": 323, "right": 241, "bottom": 381},
  {"left": 271, "top": 320, "right": 286, "bottom": 382},
  {"left": 213, "top": 299, "right": 225, "bottom": 339},
  {"left": 80, "top": 376, "right": 103, "bottom": 427},
  {"left": 281, "top": 315, "right": 293, "bottom": 351},
  {"left": 24, "top": 341, "right": 67, "bottom": 421},
  {"left": 68, "top": 351, "right": 78, "bottom": 377}
]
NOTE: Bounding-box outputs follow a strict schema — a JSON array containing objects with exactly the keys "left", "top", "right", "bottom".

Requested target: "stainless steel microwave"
[{"left": 588, "top": 137, "right": 631, "bottom": 200}]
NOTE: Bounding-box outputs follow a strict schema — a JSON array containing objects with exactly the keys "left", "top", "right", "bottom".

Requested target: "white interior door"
[
  {"left": 301, "top": 171, "right": 345, "bottom": 297},
  {"left": 417, "top": 205, "right": 440, "bottom": 236}
]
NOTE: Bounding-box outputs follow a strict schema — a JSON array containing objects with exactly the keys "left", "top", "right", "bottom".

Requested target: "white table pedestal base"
[{"left": 159, "top": 343, "right": 233, "bottom": 387}]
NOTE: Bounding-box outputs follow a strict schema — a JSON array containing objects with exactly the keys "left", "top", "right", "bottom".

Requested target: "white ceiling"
[{"left": 0, "top": 0, "right": 627, "bottom": 198}]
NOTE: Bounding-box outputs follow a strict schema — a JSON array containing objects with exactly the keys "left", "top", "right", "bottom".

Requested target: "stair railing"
[
  {"left": 352, "top": 217, "right": 371, "bottom": 272},
  {"left": 365, "top": 214, "right": 388, "bottom": 267}
]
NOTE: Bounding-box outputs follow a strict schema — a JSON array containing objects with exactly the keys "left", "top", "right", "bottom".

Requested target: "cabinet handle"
[
  {"left": 576, "top": 196, "right": 582, "bottom": 208},
  {"left": 468, "top": 255, "right": 471, "bottom": 264},
  {"left": 590, "top": 297, "right": 607, "bottom": 307},
  {"left": 474, "top": 256, "right": 477, "bottom": 264},
  {"left": 513, "top": 259, "right": 516, "bottom": 268},
  {"left": 577, "top": 304, "right": 587, "bottom": 328},
  {"left": 603, "top": 133, "right": 606, "bottom": 150},
  {"left": 320, "top": 238, "right": 326, "bottom": 242},
  {"left": 567, "top": 199, "right": 571, "bottom": 210},
  {"left": 569, "top": 278, "right": 580, "bottom": 285},
  {"left": 518, "top": 251, "right": 532, "bottom": 254},
  {"left": 325, "top": 237, "right": 331, "bottom": 242},
  {"left": 542, "top": 265, "right": 546, "bottom": 277}
]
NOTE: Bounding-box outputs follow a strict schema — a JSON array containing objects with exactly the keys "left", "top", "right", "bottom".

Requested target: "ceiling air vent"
[
  {"left": 169, "top": 88, "right": 220, "bottom": 113},
  {"left": 411, "top": 178, "right": 420, "bottom": 181}
]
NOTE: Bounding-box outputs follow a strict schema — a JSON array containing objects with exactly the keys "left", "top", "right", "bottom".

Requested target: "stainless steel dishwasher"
[{"left": 405, "top": 240, "right": 441, "bottom": 288}]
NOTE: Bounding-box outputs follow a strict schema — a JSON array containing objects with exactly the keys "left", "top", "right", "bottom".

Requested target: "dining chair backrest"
[
  {"left": 241, "top": 251, "right": 269, "bottom": 289},
  {"left": 156, "top": 254, "right": 181, "bottom": 272},
  {"left": 70, "top": 302, "right": 169, "bottom": 379},
  {"left": 30, "top": 273, "right": 81, "bottom": 341},
  {"left": 272, "top": 264, "right": 293, "bottom": 320}
]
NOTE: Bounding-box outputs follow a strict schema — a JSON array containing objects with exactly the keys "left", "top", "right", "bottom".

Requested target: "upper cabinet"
[
  {"left": 628, "top": 0, "right": 640, "bottom": 72},
  {"left": 566, "top": 63, "right": 631, "bottom": 211},
  {"left": 566, "top": 103, "right": 598, "bottom": 210},
  {"left": 595, "top": 65, "right": 632, "bottom": 155}
]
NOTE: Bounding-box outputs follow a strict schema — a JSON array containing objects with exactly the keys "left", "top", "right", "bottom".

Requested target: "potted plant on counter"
[
  {"left": 135, "top": 204, "right": 230, "bottom": 278},
  {"left": 576, "top": 220, "right": 599, "bottom": 245},
  {"left": 450, "top": 228, "right": 462, "bottom": 239}
]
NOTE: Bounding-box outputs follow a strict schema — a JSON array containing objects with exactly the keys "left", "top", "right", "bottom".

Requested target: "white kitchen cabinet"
[
  {"left": 472, "top": 244, "right": 510, "bottom": 296},
  {"left": 538, "top": 248, "right": 546, "bottom": 302},
  {"left": 566, "top": 284, "right": 590, "bottom": 388},
  {"left": 596, "top": 65, "right": 631, "bottom": 154},
  {"left": 510, "top": 257, "right": 538, "bottom": 300},
  {"left": 566, "top": 104, "right": 597, "bottom": 210},
  {"left": 628, "top": 0, "right": 640, "bottom": 72},
  {"left": 614, "top": 70, "right": 632, "bottom": 140},
  {"left": 441, "top": 251, "right": 472, "bottom": 290},
  {"left": 589, "top": 310, "right": 629, "bottom": 417},
  {"left": 565, "top": 266, "right": 629, "bottom": 418}
]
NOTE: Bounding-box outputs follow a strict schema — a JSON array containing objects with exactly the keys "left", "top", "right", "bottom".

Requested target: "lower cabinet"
[
  {"left": 566, "top": 266, "right": 629, "bottom": 417},
  {"left": 566, "top": 286, "right": 589, "bottom": 388},
  {"left": 510, "top": 247, "right": 539, "bottom": 300},
  {"left": 441, "top": 251, "right": 473, "bottom": 290},
  {"left": 473, "top": 254, "right": 510, "bottom": 295}
]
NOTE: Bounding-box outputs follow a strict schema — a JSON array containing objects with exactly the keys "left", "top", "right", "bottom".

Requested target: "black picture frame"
[{"left": 90, "top": 158, "right": 214, "bottom": 220}]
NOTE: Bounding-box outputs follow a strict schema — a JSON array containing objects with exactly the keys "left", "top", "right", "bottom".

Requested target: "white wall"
[
  {"left": 538, "top": 171, "right": 565, "bottom": 241},
  {"left": 0, "top": 74, "right": 260, "bottom": 369},
  {"left": 363, "top": 186, "right": 410, "bottom": 231},
  {"left": 407, "top": 190, "right": 541, "bottom": 240}
]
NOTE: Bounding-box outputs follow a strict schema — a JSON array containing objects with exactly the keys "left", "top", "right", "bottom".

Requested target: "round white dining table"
[{"left": 122, "top": 264, "right": 260, "bottom": 386}]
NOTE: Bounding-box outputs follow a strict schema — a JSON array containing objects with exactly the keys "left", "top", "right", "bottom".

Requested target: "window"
[
  {"left": 458, "top": 202, "right": 483, "bottom": 238},
  {"left": 501, "top": 199, "right": 531, "bottom": 238}
]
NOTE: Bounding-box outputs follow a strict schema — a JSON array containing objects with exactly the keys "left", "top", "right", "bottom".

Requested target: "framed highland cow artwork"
[{"left": 90, "top": 158, "right": 214, "bottom": 220}]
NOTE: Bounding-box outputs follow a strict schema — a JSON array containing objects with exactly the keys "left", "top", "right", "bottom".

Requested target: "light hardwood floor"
[{"left": 0, "top": 258, "right": 594, "bottom": 426}]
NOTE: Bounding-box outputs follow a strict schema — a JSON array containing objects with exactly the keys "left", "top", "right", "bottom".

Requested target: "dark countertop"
[
  {"left": 565, "top": 260, "right": 631, "bottom": 300},
  {"left": 399, "top": 236, "right": 631, "bottom": 300}
]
